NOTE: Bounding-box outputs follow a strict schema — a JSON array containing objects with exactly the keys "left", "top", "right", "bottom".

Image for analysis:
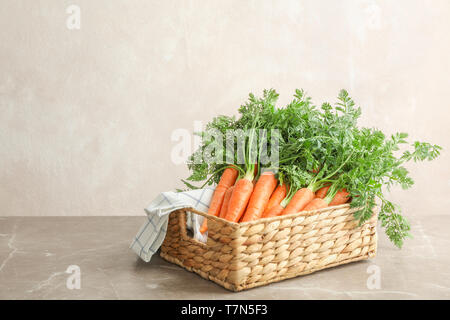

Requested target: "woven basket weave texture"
[{"left": 160, "top": 204, "right": 377, "bottom": 291}]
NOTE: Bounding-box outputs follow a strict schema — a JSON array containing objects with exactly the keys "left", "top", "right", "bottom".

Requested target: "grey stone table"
[{"left": 0, "top": 215, "right": 449, "bottom": 299}]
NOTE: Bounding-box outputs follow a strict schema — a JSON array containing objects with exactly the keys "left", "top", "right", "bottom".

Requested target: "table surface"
[{"left": 0, "top": 215, "right": 449, "bottom": 299}]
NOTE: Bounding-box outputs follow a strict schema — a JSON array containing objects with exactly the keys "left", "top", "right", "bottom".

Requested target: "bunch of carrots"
[
  {"left": 187, "top": 88, "right": 441, "bottom": 247},
  {"left": 200, "top": 166, "right": 350, "bottom": 233}
]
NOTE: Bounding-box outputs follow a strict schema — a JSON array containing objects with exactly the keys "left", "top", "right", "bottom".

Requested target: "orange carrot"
[
  {"left": 263, "top": 184, "right": 287, "bottom": 216},
  {"left": 315, "top": 185, "right": 330, "bottom": 199},
  {"left": 329, "top": 188, "right": 350, "bottom": 206},
  {"left": 303, "top": 197, "right": 328, "bottom": 211},
  {"left": 241, "top": 172, "right": 278, "bottom": 222},
  {"left": 218, "top": 186, "right": 234, "bottom": 219},
  {"left": 303, "top": 186, "right": 351, "bottom": 212},
  {"left": 224, "top": 177, "right": 254, "bottom": 222},
  {"left": 200, "top": 167, "right": 238, "bottom": 233},
  {"left": 238, "top": 201, "right": 250, "bottom": 223},
  {"left": 263, "top": 203, "right": 284, "bottom": 217},
  {"left": 281, "top": 188, "right": 315, "bottom": 215}
]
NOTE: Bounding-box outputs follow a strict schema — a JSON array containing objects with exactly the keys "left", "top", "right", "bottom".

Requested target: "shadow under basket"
[{"left": 160, "top": 204, "right": 377, "bottom": 292}]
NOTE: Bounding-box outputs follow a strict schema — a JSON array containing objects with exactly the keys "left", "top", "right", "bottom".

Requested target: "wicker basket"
[{"left": 160, "top": 204, "right": 377, "bottom": 291}]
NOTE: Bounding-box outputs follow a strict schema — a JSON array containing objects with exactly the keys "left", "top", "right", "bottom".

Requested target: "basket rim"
[{"left": 183, "top": 203, "right": 364, "bottom": 228}]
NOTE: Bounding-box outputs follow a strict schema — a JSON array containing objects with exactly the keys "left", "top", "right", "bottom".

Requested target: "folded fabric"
[{"left": 130, "top": 187, "right": 214, "bottom": 262}]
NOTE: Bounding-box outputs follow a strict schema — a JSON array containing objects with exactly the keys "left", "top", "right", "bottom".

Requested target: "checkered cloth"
[{"left": 130, "top": 187, "right": 214, "bottom": 262}]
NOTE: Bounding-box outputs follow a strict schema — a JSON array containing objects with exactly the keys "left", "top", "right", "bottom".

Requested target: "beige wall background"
[{"left": 1, "top": 0, "right": 449, "bottom": 216}]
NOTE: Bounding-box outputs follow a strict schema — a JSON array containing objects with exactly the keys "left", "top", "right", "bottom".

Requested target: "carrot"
[
  {"left": 224, "top": 122, "right": 260, "bottom": 222},
  {"left": 281, "top": 158, "right": 354, "bottom": 216},
  {"left": 281, "top": 188, "right": 315, "bottom": 215},
  {"left": 263, "top": 203, "right": 284, "bottom": 217},
  {"left": 303, "top": 197, "right": 328, "bottom": 211},
  {"left": 263, "top": 184, "right": 287, "bottom": 217},
  {"left": 329, "top": 188, "right": 350, "bottom": 206},
  {"left": 238, "top": 201, "right": 250, "bottom": 223},
  {"left": 224, "top": 177, "right": 254, "bottom": 222},
  {"left": 200, "top": 167, "right": 238, "bottom": 233},
  {"left": 315, "top": 185, "right": 330, "bottom": 199},
  {"left": 241, "top": 172, "right": 278, "bottom": 222},
  {"left": 218, "top": 186, "right": 234, "bottom": 219},
  {"left": 302, "top": 185, "right": 350, "bottom": 212}
]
